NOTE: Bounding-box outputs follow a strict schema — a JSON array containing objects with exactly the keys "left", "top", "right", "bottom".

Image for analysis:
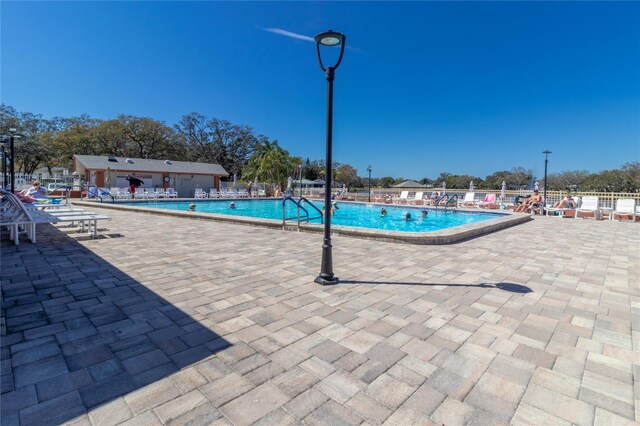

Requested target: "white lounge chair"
[
  {"left": 611, "top": 198, "right": 636, "bottom": 222},
  {"left": 134, "top": 188, "right": 147, "bottom": 199},
  {"left": 209, "top": 189, "right": 219, "bottom": 199},
  {"left": 393, "top": 191, "right": 410, "bottom": 204},
  {"left": 477, "top": 193, "right": 498, "bottom": 209},
  {"left": 575, "top": 196, "right": 600, "bottom": 219},
  {"left": 408, "top": 191, "right": 424, "bottom": 205},
  {"left": 257, "top": 189, "right": 266, "bottom": 197},
  {"left": 458, "top": 192, "right": 476, "bottom": 207},
  {"left": 115, "top": 188, "right": 130, "bottom": 199},
  {"left": 194, "top": 188, "right": 207, "bottom": 199},
  {"left": 154, "top": 188, "right": 166, "bottom": 198},
  {"left": 166, "top": 188, "right": 178, "bottom": 198},
  {"left": 545, "top": 196, "right": 580, "bottom": 217}
]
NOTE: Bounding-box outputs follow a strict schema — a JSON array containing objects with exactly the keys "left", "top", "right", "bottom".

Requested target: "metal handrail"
[
  {"left": 434, "top": 193, "right": 458, "bottom": 211},
  {"left": 85, "top": 185, "right": 115, "bottom": 203},
  {"left": 443, "top": 194, "right": 458, "bottom": 211},
  {"left": 282, "top": 196, "right": 324, "bottom": 227},
  {"left": 299, "top": 197, "right": 324, "bottom": 222}
]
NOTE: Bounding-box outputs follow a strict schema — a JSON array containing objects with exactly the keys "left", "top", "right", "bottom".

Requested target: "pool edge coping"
[{"left": 72, "top": 199, "right": 532, "bottom": 245}]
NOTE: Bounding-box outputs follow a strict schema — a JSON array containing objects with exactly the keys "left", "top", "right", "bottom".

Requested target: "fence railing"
[{"left": 294, "top": 187, "right": 640, "bottom": 210}]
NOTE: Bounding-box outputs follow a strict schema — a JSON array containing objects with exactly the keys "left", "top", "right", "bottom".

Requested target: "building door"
[{"left": 95, "top": 171, "right": 104, "bottom": 187}]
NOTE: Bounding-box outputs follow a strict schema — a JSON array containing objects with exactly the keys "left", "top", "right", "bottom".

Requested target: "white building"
[{"left": 73, "top": 155, "right": 228, "bottom": 197}]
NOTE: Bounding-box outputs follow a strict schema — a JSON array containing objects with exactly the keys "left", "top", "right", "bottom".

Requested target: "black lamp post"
[
  {"left": 1, "top": 143, "right": 6, "bottom": 190},
  {"left": 314, "top": 29, "right": 345, "bottom": 286},
  {"left": 6, "top": 128, "right": 20, "bottom": 193},
  {"left": 542, "top": 150, "right": 551, "bottom": 205},
  {"left": 367, "top": 165, "right": 372, "bottom": 202},
  {"left": 298, "top": 163, "right": 303, "bottom": 198}
]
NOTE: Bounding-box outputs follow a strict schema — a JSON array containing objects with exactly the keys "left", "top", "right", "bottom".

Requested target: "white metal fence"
[{"left": 295, "top": 187, "right": 640, "bottom": 210}]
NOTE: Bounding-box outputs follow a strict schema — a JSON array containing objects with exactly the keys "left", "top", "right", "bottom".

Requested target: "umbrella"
[
  {"left": 287, "top": 176, "right": 293, "bottom": 190},
  {"left": 442, "top": 181, "right": 446, "bottom": 194},
  {"left": 534, "top": 181, "right": 540, "bottom": 191},
  {"left": 469, "top": 181, "right": 474, "bottom": 191},
  {"left": 105, "top": 168, "right": 112, "bottom": 187},
  {"left": 500, "top": 181, "right": 506, "bottom": 201},
  {"left": 126, "top": 175, "right": 144, "bottom": 186}
]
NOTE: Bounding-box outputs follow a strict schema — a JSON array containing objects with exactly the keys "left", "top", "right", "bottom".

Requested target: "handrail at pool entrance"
[
  {"left": 282, "top": 196, "right": 323, "bottom": 228},
  {"left": 435, "top": 193, "right": 458, "bottom": 211},
  {"left": 84, "top": 185, "right": 115, "bottom": 203}
]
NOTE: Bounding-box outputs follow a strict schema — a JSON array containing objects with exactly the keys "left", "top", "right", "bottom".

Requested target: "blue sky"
[{"left": 2, "top": 1, "right": 639, "bottom": 181}]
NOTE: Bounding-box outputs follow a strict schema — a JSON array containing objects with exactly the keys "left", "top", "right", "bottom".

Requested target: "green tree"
[
  {"left": 242, "top": 138, "right": 297, "bottom": 190},
  {"left": 379, "top": 176, "right": 395, "bottom": 187},
  {"left": 335, "top": 164, "right": 358, "bottom": 190},
  {"left": 303, "top": 159, "right": 323, "bottom": 181},
  {"left": 582, "top": 170, "right": 625, "bottom": 192},
  {"left": 546, "top": 170, "right": 591, "bottom": 191},
  {"left": 119, "top": 115, "right": 176, "bottom": 159}
]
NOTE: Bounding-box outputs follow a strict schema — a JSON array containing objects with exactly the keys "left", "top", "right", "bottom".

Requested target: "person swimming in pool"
[
  {"left": 405, "top": 212, "right": 412, "bottom": 221},
  {"left": 229, "top": 201, "right": 236, "bottom": 209},
  {"left": 380, "top": 207, "right": 387, "bottom": 217},
  {"left": 188, "top": 204, "right": 196, "bottom": 211},
  {"left": 421, "top": 210, "right": 428, "bottom": 218}
]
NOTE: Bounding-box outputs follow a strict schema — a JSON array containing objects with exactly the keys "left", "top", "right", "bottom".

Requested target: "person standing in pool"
[{"left": 380, "top": 208, "right": 387, "bottom": 217}]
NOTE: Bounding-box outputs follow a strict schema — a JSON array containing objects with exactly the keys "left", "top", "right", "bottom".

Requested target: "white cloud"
[{"left": 261, "top": 27, "right": 314, "bottom": 42}]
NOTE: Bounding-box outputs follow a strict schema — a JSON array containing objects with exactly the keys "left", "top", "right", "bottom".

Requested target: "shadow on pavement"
[
  {"left": 340, "top": 280, "right": 533, "bottom": 294},
  {"left": 1, "top": 223, "right": 230, "bottom": 425}
]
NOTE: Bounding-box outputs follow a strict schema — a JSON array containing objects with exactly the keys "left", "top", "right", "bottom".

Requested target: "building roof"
[
  {"left": 393, "top": 180, "right": 426, "bottom": 188},
  {"left": 74, "top": 155, "right": 228, "bottom": 176}
]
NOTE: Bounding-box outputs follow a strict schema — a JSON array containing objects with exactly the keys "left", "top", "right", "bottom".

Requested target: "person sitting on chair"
[
  {"left": 21, "top": 181, "right": 48, "bottom": 199},
  {"left": 552, "top": 194, "right": 576, "bottom": 209},
  {"left": 514, "top": 190, "right": 543, "bottom": 213}
]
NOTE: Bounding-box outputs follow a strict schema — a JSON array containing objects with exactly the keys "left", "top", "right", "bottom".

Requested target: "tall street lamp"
[
  {"left": 542, "top": 150, "right": 551, "bottom": 205},
  {"left": 298, "top": 163, "right": 303, "bottom": 198},
  {"left": 1, "top": 142, "right": 7, "bottom": 190},
  {"left": 367, "top": 165, "right": 372, "bottom": 202},
  {"left": 314, "top": 29, "right": 345, "bottom": 286},
  {"left": 7, "top": 128, "right": 20, "bottom": 193}
]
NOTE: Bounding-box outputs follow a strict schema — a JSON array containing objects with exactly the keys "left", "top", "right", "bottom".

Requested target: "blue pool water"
[{"left": 125, "top": 199, "right": 505, "bottom": 233}]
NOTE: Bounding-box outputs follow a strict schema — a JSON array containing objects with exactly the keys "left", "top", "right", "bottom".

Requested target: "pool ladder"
[
  {"left": 435, "top": 193, "right": 458, "bottom": 211},
  {"left": 282, "top": 196, "right": 323, "bottom": 229}
]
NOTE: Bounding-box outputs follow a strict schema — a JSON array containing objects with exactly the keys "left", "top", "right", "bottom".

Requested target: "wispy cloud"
[
  {"left": 261, "top": 27, "right": 315, "bottom": 43},
  {"left": 260, "top": 27, "right": 365, "bottom": 54}
]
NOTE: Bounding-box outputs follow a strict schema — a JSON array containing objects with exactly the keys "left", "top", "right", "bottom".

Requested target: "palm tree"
[{"left": 242, "top": 139, "right": 297, "bottom": 190}]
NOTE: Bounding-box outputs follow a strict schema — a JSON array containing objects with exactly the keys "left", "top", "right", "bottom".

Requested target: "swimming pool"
[
  {"left": 76, "top": 198, "right": 530, "bottom": 244},
  {"left": 120, "top": 199, "right": 504, "bottom": 232}
]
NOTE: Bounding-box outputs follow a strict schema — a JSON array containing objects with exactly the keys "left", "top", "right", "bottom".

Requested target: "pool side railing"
[
  {"left": 282, "top": 196, "right": 323, "bottom": 228},
  {"left": 297, "top": 188, "right": 640, "bottom": 210}
]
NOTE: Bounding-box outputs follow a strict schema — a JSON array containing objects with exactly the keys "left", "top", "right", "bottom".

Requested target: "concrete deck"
[{"left": 1, "top": 207, "right": 638, "bottom": 425}]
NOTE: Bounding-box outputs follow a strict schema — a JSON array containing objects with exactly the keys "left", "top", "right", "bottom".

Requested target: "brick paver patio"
[{"left": 1, "top": 207, "right": 639, "bottom": 425}]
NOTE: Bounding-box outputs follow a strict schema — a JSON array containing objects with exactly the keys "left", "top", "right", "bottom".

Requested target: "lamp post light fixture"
[
  {"left": 542, "top": 150, "right": 551, "bottom": 206},
  {"left": 367, "top": 165, "right": 372, "bottom": 202},
  {"left": 314, "top": 29, "right": 346, "bottom": 286}
]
